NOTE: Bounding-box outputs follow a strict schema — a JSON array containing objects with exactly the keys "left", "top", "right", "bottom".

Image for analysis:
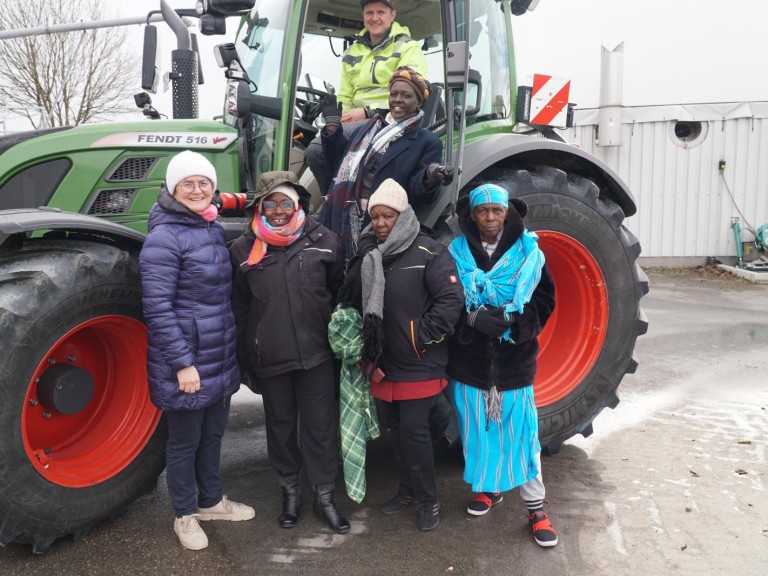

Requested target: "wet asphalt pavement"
[{"left": 2, "top": 268, "right": 767, "bottom": 576}]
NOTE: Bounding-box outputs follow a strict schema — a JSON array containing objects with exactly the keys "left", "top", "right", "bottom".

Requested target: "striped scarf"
[
  {"left": 448, "top": 229, "right": 545, "bottom": 343},
  {"left": 320, "top": 111, "right": 423, "bottom": 261},
  {"left": 334, "top": 111, "right": 423, "bottom": 187},
  {"left": 246, "top": 208, "right": 306, "bottom": 265}
]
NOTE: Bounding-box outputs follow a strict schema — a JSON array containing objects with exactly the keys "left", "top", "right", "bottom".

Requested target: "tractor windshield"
[
  {"left": 462, "top": 0, "right": 514, "bottom": 123},
  {"left": 228, "top": 0, "right": 296, "bottom": 186},
  {"left": 234, "top": 2, "right": 290, "bottom": 99}
]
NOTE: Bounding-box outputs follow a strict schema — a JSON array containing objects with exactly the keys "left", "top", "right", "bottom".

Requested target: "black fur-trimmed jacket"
[{"left": 446, "top": 204, "right": 556, "bottom": 391}]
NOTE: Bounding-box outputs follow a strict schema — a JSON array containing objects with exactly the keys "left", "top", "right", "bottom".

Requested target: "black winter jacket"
[
  {"left": 229, "top": 218, "right": 344, "bottom": 379},
  {"left": 341, "top": 230, "right": 464, "bottom": 382},
  {"left": 446, "top": 206, "right": 556, "bottom": 391}
]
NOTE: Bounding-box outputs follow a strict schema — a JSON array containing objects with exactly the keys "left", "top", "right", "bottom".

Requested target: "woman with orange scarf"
[{"left": 229, "top": 171, "right": 348, "bottom": 534}]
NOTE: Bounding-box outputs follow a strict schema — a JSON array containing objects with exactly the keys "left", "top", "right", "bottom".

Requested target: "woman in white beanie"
[
  {"left": 336, "top": 178, "right": 464, "bottom": 532},
  {"left": 139, "top": 150, "right": 254, "bottom": 551}
]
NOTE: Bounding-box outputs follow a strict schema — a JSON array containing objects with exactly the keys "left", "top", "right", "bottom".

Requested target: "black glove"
[
  {"left": 240, "top": 369, "right": 261, "bottom": 395},
  {"left": 423, "top": 163, "right": 455, "bottom": 188},
  {"left": 210, "top": 191, "right": 223, "bottom": 212},
  {"left": 467, "top": 306, "right": 513, "bottom": 338},
  {"left": 321, "top": 94, "right": 342, "bottom": 123}
]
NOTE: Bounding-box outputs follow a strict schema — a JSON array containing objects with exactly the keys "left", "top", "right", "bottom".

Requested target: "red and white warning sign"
[{"left": 530, "top": 74, "right": 571, "bottom": 126}]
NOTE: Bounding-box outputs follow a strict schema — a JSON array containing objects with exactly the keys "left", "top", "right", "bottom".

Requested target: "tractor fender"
[
  {"left": 0, "top": 208, "right": 145, "bottom": 250},
  {"left": 419, "top": 133, "right": 636, "bottom": 227}
]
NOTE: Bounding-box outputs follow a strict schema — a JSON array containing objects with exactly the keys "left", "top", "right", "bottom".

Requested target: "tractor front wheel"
[{"left": 0, "top": 239, "right": 166, "bottom": 553}]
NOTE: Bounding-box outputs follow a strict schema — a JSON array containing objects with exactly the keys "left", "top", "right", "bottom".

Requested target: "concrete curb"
[{"left": 717, "top": 263, "right": 768, "bottom": 283}]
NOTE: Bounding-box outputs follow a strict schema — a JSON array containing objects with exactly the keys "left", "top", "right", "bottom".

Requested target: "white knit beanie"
[
  {"left": 165, "top": 150, "right": 218, "bottom": 194},
  {"left": 367, "top": 178, "right": 409, "bottom": 214},
  {"left": 261, "top": 184, "right": 300, "bottom": 210}
]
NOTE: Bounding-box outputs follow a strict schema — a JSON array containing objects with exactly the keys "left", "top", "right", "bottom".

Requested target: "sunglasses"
[{"left": 262, "top": 199, "right": 295, "bottom": 211}]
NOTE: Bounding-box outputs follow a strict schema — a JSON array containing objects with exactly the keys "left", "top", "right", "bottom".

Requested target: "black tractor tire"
[
  {"left": 0, "top": 239, "right": 167, "bottom": 553},
  {"left": 467, "top": 165, "right": 649, "bottom": 454}
]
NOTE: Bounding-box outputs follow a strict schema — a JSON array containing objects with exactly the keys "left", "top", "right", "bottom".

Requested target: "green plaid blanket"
[{"left": 328, "top": 305, "right": 381, "bottom": 503}]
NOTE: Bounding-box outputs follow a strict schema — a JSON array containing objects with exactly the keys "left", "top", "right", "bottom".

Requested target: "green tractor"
[{"left": 0, "top": 0, "right": 648, "bottom": 552}]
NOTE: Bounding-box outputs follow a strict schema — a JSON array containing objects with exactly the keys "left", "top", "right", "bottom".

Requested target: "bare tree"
[{"left": 0, "top": 0, "right": 138, "bottom": 128}]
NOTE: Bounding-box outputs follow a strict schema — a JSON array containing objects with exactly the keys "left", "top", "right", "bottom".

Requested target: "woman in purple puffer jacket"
[{"left": 139, "top": 150, "right": 254, "bottom": 551}]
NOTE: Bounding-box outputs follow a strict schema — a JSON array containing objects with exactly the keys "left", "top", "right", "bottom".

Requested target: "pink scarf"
[
  {"left": 247, "top": 208, "right": 306, "bottom": 265},
  {"left": 199, "top": 204, "right": 219, "bottom": 221}
]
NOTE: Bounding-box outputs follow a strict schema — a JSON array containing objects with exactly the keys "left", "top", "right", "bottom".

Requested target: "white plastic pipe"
[{"left": 598, "top": 42, "right": 624, "bottom": 147}]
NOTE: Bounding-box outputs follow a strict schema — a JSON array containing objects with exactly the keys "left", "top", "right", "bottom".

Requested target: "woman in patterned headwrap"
[{"left": 318, "top": 66, "right": 454, "bottom": 262}]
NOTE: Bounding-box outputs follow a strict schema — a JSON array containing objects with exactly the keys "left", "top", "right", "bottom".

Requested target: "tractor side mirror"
[
  {"left": 509, "top": 0, "right": 540, "bottom": 15},
  {"left": 141, "top": 25, "right": 160, "bottom": 93},
  {"left": 224, "top": 80, "right": 281, "bottom": 121},
  {"left": 226, "top": 80, "right": 253, "bottom": 119},
  {"left": 445, "top": 41, "right": 468, "bottom": 90},
  {"left": 200, "top": 14, "right": 227, "bottom": 35},
  {"left": 465, "top": 69, "right": 482, "bottom": 118},
  {"left": 206, "top": 0, "right": 256, "bottom": 15}
]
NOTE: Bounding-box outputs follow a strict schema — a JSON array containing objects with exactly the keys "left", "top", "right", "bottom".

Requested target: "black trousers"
[
  {"left": 259, "top": 359, "right": 338, "bottom": 486},
  {"left": 384, "top": 395, "right": 438, "bottom": 505}
]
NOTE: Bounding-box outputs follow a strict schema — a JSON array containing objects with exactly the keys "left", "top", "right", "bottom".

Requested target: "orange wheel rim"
[
  {"left": 534, "top": 231, "right": 608, "bottom": 407},
  {"left": 22, "top": 316, "right": 160, "bottom": 487}
]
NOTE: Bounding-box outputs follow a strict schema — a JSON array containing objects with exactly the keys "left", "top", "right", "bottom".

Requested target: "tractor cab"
[{"left": 216, "top": 0, "right": 535, "bottom": 211}]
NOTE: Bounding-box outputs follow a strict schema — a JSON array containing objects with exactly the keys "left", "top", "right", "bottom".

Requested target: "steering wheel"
[{"left": 296, "top": 85, "right": 331, "bottom": 126}]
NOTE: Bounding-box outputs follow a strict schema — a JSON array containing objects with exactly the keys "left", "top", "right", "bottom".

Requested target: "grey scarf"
[{"left": 360, "top": 207, "right": 421, "bottom": 363}]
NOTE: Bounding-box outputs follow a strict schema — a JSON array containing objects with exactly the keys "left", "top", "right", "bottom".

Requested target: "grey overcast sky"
[{"left": 108, "top": 0, "right": 768, "bottom": 117}]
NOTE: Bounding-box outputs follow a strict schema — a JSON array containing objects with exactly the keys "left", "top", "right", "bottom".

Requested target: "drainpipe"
[
  {"left": 597, "top": 42, "right": 624, "bottom": 147},
  {"left": 731, "top": 217, "right": 745, "bottom": 269}
]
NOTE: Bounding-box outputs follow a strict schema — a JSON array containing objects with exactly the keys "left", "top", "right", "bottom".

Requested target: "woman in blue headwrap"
[{"left": 446, "top": 183, "right": 559, "bottom": 548}]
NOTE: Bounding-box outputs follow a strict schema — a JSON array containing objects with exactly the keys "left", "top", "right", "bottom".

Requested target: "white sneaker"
[
  {"left": 197, "top": 495, "right": 255, "bottom": 521},
  {"left": 174, "top": 515, "right": 208, "bottom": 550}
]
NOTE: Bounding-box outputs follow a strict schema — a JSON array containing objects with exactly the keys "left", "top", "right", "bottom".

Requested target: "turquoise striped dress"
[{"left": 450, "top": 380, "right": 540, "bottom": 493}]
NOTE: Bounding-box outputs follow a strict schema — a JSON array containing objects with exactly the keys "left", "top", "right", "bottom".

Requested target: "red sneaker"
[
  {"left": 466, "top": 492, "right": 503, "bottom": 516},
  {"left": 529, "top": 510, "right": 558, "bottom": 547}
]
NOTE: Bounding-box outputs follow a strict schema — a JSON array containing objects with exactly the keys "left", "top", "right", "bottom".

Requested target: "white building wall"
[{"left": 564, "top": 102, "right": 768, "bottom": 263}]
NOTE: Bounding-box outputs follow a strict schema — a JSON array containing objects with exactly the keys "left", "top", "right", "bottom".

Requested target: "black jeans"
[
  {"left": 165, "top": 395, "right": 230, "bottom": 517},
  {"left": 384, "top": 395, "right": 438, "bottom": 504},
  {"left": 260, "top": 359, "right": 338, "bottom": 485}
]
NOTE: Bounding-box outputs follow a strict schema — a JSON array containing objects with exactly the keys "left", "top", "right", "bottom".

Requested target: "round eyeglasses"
[
  {"left": 179, "top": 179, "right": 212, "bottom": 192},
  {"left": 262, "top": 199, "right": 295, "bottom": 211}
]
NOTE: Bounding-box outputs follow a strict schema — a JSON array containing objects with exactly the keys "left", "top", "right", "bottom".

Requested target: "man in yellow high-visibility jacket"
[{"left": 305, "top": 0, "right": 428, "bottom": 195}]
